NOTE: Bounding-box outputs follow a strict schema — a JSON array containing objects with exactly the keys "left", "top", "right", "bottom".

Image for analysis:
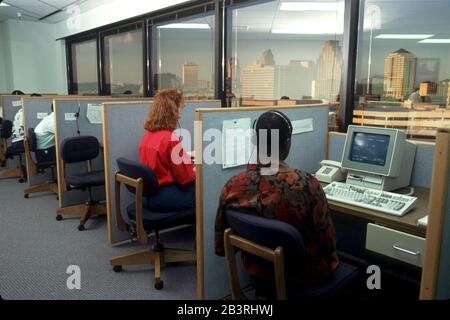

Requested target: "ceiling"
[{"left": 0, "top": 0, "right": 112, "bottom": 23}]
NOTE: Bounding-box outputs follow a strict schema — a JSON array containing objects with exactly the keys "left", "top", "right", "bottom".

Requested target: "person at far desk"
[
  {"left": 34, "top": 104, "right": 56, "bottom": 159},
  {"left": 214, "top": 110, "right": 339, "bottom": 287},
  {"left": 139, "top": 88, "right": 195, "bottom": 212}
]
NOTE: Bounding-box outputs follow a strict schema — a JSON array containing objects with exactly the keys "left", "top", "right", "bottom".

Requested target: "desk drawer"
[{"left": 365, "top": 223, "right": 425, "bottom": 267}]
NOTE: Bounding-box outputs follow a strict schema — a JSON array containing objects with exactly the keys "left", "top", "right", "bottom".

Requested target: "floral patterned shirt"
[{"left": 215, "top": 163, "right": 339, "bottom": 285}]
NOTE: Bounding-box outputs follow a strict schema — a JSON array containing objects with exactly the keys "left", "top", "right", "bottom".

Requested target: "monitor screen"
[{"left": 349, "top": 132, "right": 390, "bottom": 166}]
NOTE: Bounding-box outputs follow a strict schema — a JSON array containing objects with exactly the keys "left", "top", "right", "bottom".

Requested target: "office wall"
[
  {"left": 0, "top": 21, "right": 13, "bottom": 93},
  {"left": 54, "top": 0, "right": 191, "bottom": 39},
  {"left": 0, "top": 20, "right": 67, "bottom": 95}
]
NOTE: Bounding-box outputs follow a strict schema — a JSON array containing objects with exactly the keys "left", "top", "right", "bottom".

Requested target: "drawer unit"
[{"left": 365, "top": 223, "right": 425, "bottom": 267}]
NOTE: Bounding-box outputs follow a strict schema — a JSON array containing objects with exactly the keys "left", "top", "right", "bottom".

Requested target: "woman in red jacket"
[{"left": 139, "top": 88, "right": 195, "bottom": 212}]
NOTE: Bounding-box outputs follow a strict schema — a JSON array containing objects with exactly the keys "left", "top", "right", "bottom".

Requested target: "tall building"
[
  {"left": 383, "top": 48, "right": 417, "bottom": 100},
  {"left": 275, "top": 60, "right": 315, "bottom": 99},
  {"left": 315, "top": 40, "right": 342, "bottom": 100},
  {"left": 155, "top": 72, "right": 179, "bottom": 89},
  {"left": 241, "top": 61, "right": 276, "bottom": 99},
  {"left": 226, "top": 57, "right": 241, "bottom": 97},
  {"left": 241, "top": 50, "right": 276, "bottom": 99},
  {"left": 182, "top": 62, "right": 199, "bottom": 88}
]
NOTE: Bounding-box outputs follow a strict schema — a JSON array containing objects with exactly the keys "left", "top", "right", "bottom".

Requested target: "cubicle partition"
[
  {"left": 102, "top": 100, "right": 221, "bottom": 244},
  {"left": 22, "top": 97, "right": 55, "bottom": 187},
  {"left": 195, "top": 104, "right": 330, "bottom": 299},
  {"left": 54, "top": 97, "right": 151, "bottom": 212}
]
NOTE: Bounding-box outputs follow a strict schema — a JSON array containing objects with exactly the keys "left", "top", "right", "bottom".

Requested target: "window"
[
  {"left": 70, "top": 38, "right": 99, "bottom": 95},
  {"left": 227, "top": 0, "right": 345, "bottom": 110},
  {"left": 354, "top": 0, "right": 450, "bottom": 138},
  {"left": 102, "top": 25, "right": 144, "bottom": 95},
  {"left": 152, "top": 14, "right": 215, "bottom": 99}
]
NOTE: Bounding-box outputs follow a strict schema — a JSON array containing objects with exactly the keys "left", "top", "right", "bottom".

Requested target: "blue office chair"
[
  {"left": 23, "top": 128, "right": 58, "bottom": 198},
  {"left": 110, "top": 157, "right": 196, "bottom": 290},
  {"left": 0, "top": 119, "right": 26, "bottom": 181},
  {"left": 56, "top": 135, "right": 106, "bottom": 231},
  {"left": 224, "top": 209, "right": 359, "bottom": 300}
]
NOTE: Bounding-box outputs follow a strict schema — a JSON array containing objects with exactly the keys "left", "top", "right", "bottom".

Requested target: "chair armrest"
[
  {"left": 23, "top": 137, "right": 38, "bottom": 177},
  {"left": 115, "top": 172, "right": 147, "bottom": 245}
]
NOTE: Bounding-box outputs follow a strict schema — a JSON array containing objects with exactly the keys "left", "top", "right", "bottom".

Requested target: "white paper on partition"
[
  {"left": 12, "top": 100, "right": 22, "bottom": 107},
  {"left": 292, "top": 118, "right": 314, "bottom": 135},
  {"left": 222, "top": 117, "right": 252, "bottom": 169},
  {"left": 86, "top": 103, "right": 102, "bottom": 124},
  {"left": 37, "top": 112, "right": 48, "bottom": 120}
]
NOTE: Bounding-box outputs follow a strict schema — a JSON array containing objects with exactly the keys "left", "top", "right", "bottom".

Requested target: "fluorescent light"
[
  {"left": 280, "top": 2, "right": 343, "bottom": 11},
  {"left": 272, "top": 28, "right": 342, "bottom": 35},
  {"left": 158, "top": 23, "right": 210, "bottom": 29},
  {"left": 375, "top": 34, "right": 434, "bottom": 40},
  {"left": 0, "top": 2, "right": 10, "bottom": 7},
  {"left": 418, "top": 38, "right": 450, "bottom": 43}
]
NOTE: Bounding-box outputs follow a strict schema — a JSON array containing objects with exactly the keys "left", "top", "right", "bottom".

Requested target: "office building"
[
  {"left": 182, "top": 62, "right": 199, "bottom": 89},
  {"left": 315, "top": 40, "right": 342, "bottom": 100},
  {"left": 241, "top": 51, "right": 276, "bottom": 99},
  {"left": 275, "top": 60, "right": 315, "bottom": 99},
  {"left": 383, "top": 48, "right": 417, "bottom": 100}
]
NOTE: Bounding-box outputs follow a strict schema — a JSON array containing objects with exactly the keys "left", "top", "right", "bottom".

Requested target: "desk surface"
[{"left": 324, "top": 184, "right": 428, "bottom": 238}]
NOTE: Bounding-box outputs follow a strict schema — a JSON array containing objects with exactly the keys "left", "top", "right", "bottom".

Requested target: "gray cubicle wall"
[
  {"left": 198, "top": 104, "right": 329, "bottom": 299},
  {"left": 328, "top": 133, "right": 435, "bottom": 188},
  {"left": 54, "top": 98, "right": 111, "bottom": 209},
  {"left": 103, "top": 102, "right": 151, "bottom": 244},
  {"left": 22, "top": 97, "right": 55, "bottom": 186},
  {"left": 103, "top": 100, "right": 220, "bottom": 244},
  {"left": 1, "top": 95, "right": 29, "bottom": 170},
  {"left": 179, "top": 100, "right": 221, "bottom": 150}
]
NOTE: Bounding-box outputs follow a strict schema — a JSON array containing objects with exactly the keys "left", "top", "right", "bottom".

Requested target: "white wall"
[
  {"left": 0, "top": 20, "right": 67, "bottom": 94},
  {"left": 0, "top": 21, "right": 13, "bottom": 93}
]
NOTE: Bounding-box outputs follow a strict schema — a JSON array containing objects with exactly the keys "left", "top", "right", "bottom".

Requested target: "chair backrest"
[
  {"left": 0, "top": 120, "right": 13, "bottom": 139},
  {"left": 27, "top": 128, "right": 37, "bottom": 152},
  {"left": 116, "top": 157, "right": 159, "bottom": 196},
  {"left": 225, "top": 209, "right": 306, "bottom": 266},
  {"left": 61, "top": 136, "right": 99, "bottom": 163}
]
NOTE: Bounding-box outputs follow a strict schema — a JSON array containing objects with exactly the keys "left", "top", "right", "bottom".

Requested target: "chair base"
[
  {"left": 56, "top": 202, "right": 107, "bottom": 230},
  {"left": 0, "top": 167, "right": 23, "bottom": 179},
  {"left": 110, "top": 247, "right": 196, "bottom": 290},
  {"left": 24, "top": 181, "right": 58, "bottom": 198}
]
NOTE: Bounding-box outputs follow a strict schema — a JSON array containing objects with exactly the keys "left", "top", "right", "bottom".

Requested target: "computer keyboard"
[{"left": 323, "top": 182, "right": 417, "bottom": 216}]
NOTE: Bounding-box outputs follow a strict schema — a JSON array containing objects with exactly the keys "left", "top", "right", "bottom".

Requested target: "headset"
[{"left": 252, "top": 110, "right": 293, "bottom": 149}]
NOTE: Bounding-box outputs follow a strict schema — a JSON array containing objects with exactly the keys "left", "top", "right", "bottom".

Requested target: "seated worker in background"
[
  {"left": 214, "top": 110, "right": 339, "bottom": 288},
  {"left": 5, "top": 104, "right": 25, "bottom": 158},
  {"left": 34, "top": 104, "right": 56, "bottom": 160},
  {"left": 139, "top": 88, "right": 195, "bottom": 212}
]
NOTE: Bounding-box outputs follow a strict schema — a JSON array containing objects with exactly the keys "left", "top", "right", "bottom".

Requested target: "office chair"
[
  {"left": 109, "top": 157, "right": 196, "bottom": 290},
  {"left": 224, "top": 209, "right": 359, "bottom": 300},
  {"left": 0, "top": 119, "right": 26, "bottom": 181},
  {"left": 56, "top": 135, "right": 106, "bottom": 231},
  {"left": 23, "top": 128, "right": 58, "bottom": 198}
]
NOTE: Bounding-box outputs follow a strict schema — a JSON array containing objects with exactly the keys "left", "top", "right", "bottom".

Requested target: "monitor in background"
[{"left": 341, "top": 125, "right": 416, "bottom": 192}]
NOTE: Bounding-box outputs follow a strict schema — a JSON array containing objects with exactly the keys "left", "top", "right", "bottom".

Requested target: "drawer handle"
[{"left": 393, "top": 245, "right": 420, "bottom": 256}]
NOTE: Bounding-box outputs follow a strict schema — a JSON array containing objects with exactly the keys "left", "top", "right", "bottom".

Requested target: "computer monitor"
[{"left": 341, "top": 125, "right": 416, "bottom": 191}]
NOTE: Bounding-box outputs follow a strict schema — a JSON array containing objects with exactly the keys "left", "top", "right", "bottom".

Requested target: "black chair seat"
[
  {"left": 294, "top": 262, "right": 359, "bottom": 298},
  {"left": 36, "top": 161, "right": 56, "bottom": 170},
  {"left": 66, "top": 170, "right": 105, "bottom": 188},
  {"left": 126, "top": 202, "right": 195, "bottom": 231}
]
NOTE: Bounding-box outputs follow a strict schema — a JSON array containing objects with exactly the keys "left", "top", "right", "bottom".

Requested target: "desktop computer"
[{"left": 323, "top": 126, "right": 418, "bottom": 216}]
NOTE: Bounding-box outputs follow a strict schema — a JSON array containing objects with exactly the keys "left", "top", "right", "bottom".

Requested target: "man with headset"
[{"left": 214, "top": 110, "right": 339, "bottom": 291}]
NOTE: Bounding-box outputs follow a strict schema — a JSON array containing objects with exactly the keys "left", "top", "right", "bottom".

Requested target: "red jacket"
[{"left": 139, "top": 130, "right": 195, "bottom": 187}]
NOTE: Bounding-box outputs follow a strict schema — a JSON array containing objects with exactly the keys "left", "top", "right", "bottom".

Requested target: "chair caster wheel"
[
  {"left": 24, "top": 194, "right": 29, "bottom": 198},
  {"left": 78, "top": 225, "right": 85, "bottom": 231},
  {"left": 113, "top": 266, "right": 123, "bottom": 273},
  {"left": 56, "top": 196, "right": 59, "bottom": 200},
  {"left": 56, "top": 215, "right": 62, "bottom": 221},
  {"left": 154, "top": 280, "right": 164, "bottom": 290},
  {"left": 18, "top": 178, "right": 25, "bottom": 183}
]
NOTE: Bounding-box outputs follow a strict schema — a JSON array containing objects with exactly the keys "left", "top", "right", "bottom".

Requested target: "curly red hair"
[{"left": 144, "top": 88, "right": 185, "bottom": 131}]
